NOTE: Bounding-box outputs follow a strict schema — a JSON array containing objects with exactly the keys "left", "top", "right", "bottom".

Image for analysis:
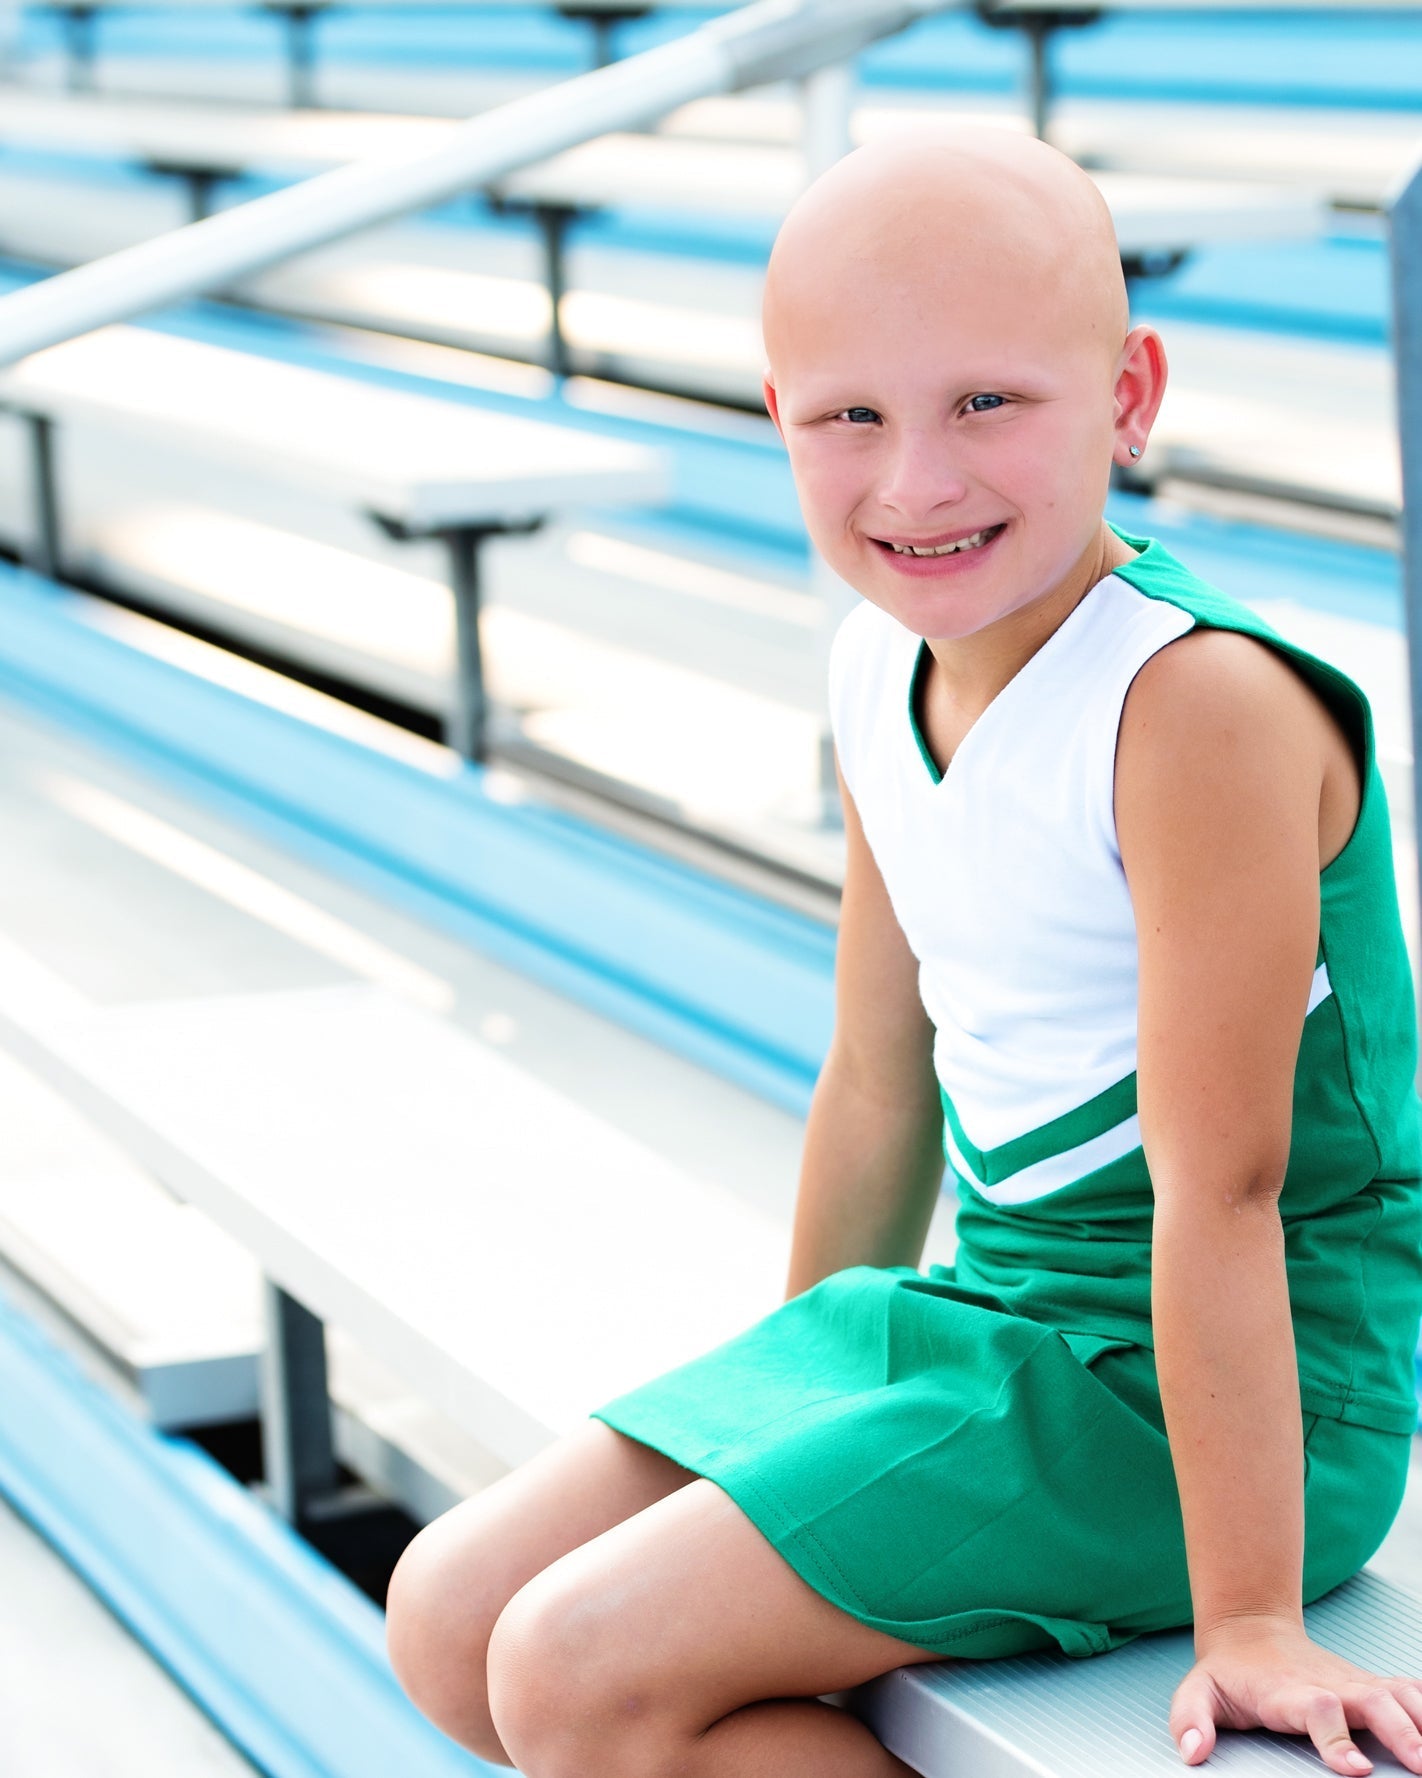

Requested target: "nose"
[{"left": 878, "top": 427, "right": 970, "bottom": 520}]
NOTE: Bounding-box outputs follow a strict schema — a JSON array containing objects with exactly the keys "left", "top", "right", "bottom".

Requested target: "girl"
[{"left": 385, "top": 127, "right": 1422, "bottom": 1776}]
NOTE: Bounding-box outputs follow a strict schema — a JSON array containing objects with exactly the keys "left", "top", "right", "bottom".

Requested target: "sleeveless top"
[{"left": 828, "top": 524, "right": 1422, "bottom": 1435}]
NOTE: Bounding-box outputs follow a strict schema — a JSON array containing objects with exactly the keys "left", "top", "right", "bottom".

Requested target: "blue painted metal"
[
  {"left": 1390, "top": 157, "right": 1422, "bottom": 950},
  {"left": 1133, "top": 228, "right": 1391, "bottom": 349},
  {"left": 19, "top": 5, "right": 1422, "bottom": 110},
  {"left": 0, "top": 564, "right": 836, "bottom": 1114},
  {"left": 0, "top": 1276, "right": 502, "bottom": 1778},
  {"left": 0, "top": 254, "right": 1403, "bottom": 595}
]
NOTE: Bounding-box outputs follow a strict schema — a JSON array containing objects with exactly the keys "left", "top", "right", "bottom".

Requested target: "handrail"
[{"left": 0, "top": 0, "right": 940, "bottom": 367}]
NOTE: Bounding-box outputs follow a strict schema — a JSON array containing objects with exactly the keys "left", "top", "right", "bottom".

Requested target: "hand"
[{"left": 1170, "top": 1618, "right": 1422, "bottom": 1773}]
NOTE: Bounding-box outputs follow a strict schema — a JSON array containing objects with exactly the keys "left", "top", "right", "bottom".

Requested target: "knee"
[
  {"left": 487, "top": 1566, "right": 682, "bottom": 1778},
  {"left": 384, "top": 1516, "right": 511, "bottom": 1764}
]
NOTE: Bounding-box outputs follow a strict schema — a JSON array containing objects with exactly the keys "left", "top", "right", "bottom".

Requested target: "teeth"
[{"left": 888, "top": 528, "right": 996, "bottom": 557}]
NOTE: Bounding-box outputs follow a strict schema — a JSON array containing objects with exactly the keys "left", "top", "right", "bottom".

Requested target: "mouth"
[{"left": 873, "top": 524, "right": 1006, "bottom": 558}]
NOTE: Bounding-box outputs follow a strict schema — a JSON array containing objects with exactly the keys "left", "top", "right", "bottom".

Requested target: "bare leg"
[
  {"left": 487, "top": 1475, "right": 941, "bottom": 1778},
  {"left": 385, "top": 1419, "right": 694, "bottom": 1762}
]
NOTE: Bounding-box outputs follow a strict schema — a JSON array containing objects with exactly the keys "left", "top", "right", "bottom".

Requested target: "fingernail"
[
  {"left": 1180, "top": 1729, "right": 1202, "bottom": 1760},
  {"left": 1347, "top": 1753, "right": 1371, "bottom": 1772}
]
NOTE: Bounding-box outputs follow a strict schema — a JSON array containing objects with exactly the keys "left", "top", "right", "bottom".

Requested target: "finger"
[
  {"left": 1303, "top": 1690, "right": 1372, "bottom": 1774},
  {"left": 1391, "top": 1682, "right": 1422, "bottom": 1738},
  {"left": 1353, "top": 1687, "right": 1422, "bottom": 1775},
  {"left": 1169, "top": 1672, "right": 1219, "bottom": 1765}
]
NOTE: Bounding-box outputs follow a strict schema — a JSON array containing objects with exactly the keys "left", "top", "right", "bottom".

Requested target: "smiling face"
[{"left": 762, "top": 131, "right": 1164, "bottom": 644}]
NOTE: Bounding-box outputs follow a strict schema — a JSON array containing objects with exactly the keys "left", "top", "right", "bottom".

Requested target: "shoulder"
[
  {"left": 1118, "top": 624, "right": 1333, "bottom": 785},
  {"left": 1115, "top": 625, "right": 1331, "bottom": 889}
]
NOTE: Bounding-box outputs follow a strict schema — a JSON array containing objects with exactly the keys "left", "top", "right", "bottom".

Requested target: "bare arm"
[
  {"left": 1117, "top": 628, "right": 1422, "bottom": 1776},
  {"left": 785, "top": 758, "right": 945, "bottom": 1299}
]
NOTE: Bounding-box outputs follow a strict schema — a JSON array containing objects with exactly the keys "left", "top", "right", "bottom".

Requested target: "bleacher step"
[{"left": 0, "top": 1106, "right": 508, "bottom": 1520}]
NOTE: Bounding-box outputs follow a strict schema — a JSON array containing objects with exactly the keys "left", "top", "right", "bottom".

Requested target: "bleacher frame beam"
[{"left": 1391, "top": 159, "right": 1422, "bottom": 945}]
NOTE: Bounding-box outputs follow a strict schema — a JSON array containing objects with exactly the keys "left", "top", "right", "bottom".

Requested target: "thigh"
[
  {"left": 488, "top": 1474, "right": 939, "bottom": 1766},
  {"left": 385, "top": 1419, "right": 694, "bottom": 1740}
]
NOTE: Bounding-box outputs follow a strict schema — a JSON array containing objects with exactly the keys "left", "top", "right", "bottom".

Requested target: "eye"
[
  {"left": 835, "top": 406, "right": 881, "bottom": 425},
  {"left": 965, "top": 394, "right": 1006, "bottom": 414}
]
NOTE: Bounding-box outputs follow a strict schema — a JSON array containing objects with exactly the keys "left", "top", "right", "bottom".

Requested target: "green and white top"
[{"left": 828, "top": 526, "right": 1422, "bottom": 1435}]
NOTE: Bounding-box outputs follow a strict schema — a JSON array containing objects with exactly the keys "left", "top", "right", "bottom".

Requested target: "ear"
[
  {"left": 763, "top": 371, "right": 784, "bottom": 440},
  {"left": 1111, "top": 325, "right": 1167, "bottom": 468}
]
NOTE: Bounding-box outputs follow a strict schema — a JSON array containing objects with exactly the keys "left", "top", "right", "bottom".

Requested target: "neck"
[{"left": 924, "top": 520, "right": 1132, "bottom": 715}]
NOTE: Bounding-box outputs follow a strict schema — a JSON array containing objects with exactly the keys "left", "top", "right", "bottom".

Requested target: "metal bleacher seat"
[{"left": 0, "top": 321, "right": 667, "bottom": 758}]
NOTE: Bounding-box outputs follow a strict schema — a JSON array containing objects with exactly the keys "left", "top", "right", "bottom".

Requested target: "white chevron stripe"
[
  {"left": 948, "top": 964, "right": 1335, "bottom": 1206},
  {"left": 1307, "top": 961, "right": 1333, "bottom": 1017},
  {"left": 946, "top": 1112, "right": 1144, "bottom": 1206}
]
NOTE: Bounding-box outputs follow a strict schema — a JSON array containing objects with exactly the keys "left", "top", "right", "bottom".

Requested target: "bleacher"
[{"left": 1, "top": 2, "right": 1421, "bottom": 1774}]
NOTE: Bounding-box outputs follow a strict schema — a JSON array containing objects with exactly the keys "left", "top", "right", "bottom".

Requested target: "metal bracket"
[
  {"left": 973, "top": 4, "right": 1102, "bottom": 142},
  {"left": 258, "top": 0, "right": 327, "bottom": 109},
  {"left": 144, "top": 162, "right": 230, "bottom": 226},
  {"left": 369, "top": 511, "right": 545, "bottom": 763},
  {"left": 57, "top": 2, "right": 97, "bottom": 94},
  {"left": 1120, "top": 248, "right": 1187, "bottom": 285},
  {"left": 486, "top": 195, "right": 586, "bottom": 380},
  {"left": 259, "top": 1279, "right": 337, "bottom": 1525},
  {"left": 256, "top": 1280, "right": 417, "bottom": 1585},
  {"left": 554, "top": 1, "right": 652, "bottom": 70},
  {"left": 0, "top": 405, "right": 63, "bottom": 580}
]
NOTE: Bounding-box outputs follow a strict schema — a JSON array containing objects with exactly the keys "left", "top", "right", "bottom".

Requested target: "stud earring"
[{"left": 1128, "top": 445, "right": 1142, "bottom": 458}]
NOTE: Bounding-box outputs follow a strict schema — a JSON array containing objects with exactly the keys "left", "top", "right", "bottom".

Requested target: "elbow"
[
  {"left": 1153, "top": 1156, "right": 1290, "bottom": 1217},
  {"left": 1226, "top": 1167, "right": 1288, "bottom": 1212}
]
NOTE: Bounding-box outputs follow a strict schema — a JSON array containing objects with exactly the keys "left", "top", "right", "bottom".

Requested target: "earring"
[{"left": 1128, "top": 445, "right": 1142, "bottom": 458}]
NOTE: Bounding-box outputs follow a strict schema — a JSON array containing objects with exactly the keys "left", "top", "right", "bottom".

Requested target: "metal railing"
[{"left": 0, "top": 0, "right": 943, "bottom": 366}]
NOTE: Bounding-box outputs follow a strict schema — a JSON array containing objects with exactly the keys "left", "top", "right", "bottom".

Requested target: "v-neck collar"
[{"left": 903, "top": 529, "right": 1151, "bottom": 788}]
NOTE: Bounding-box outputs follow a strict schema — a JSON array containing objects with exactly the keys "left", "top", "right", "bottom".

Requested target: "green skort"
[{"left": 594, "top": 1262, "right": 1412, "bottom": 1658}]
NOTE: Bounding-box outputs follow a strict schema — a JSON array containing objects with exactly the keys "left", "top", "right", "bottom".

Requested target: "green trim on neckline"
[{"left": 906, "top": 641, "right": 943, "bottom": 786}]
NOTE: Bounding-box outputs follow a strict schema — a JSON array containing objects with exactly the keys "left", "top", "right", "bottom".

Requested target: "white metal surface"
[
  {"left": 0, "top": 326, "right": 668, "bottom": 529},
  {"left": 658, "top": 90, "right": 1422, "bottom": 209},
  {"left": 0, "top": 90, "right": 1329, "bottom": 242},
  {"left": 0, "top": 90, "right": 467, "bottom": 174},
  {"left": 0, "top": 0, "right": 932, "bottom": 365},
  {"left": 858, "top": 1569, "right": 1422, "bottom": 1777},
  {"left": 0, "top": 982, "right": 788, "bottom": 1468}
]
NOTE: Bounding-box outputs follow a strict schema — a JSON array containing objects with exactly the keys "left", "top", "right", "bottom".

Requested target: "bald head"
[{"left": 763, "top": 127, "right": 1129, "bottom": 385}]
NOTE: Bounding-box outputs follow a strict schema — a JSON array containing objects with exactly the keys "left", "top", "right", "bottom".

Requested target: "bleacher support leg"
[
  {"left": 535, "top": 204, "right": 577, "bottom": 381},
  {"left": 146, "top": 164, "right": 225, "bottom": 226},
  {"left": 370, "top": 512, "right": 544, "bottom": 763},
  {"left": 554, "top": 3, "right": 651, "bottom": 71},
  {"left": 1391, "top": 159, "right": 1422, "bottom": 947},
  {"left": 60, "top": 3, "right": 96, "bottom": 94},
  {"left": 1024, "top": 15, "right": 1052, "bottom": 141},
  {"left": 259, "top": 1279, "right": 338, "bottom": 1525},
  {"left": 3, "top": 408, "right": 64, "bottom": 580},
  {"left": 261, "top": 1, "right": 321, "bottom": 109},
  {"left": 446, "top": 529, "right": 490, "bottom": 763},
  {"left": 975, "top": 6, "right": 1101, "bottom": 145}
]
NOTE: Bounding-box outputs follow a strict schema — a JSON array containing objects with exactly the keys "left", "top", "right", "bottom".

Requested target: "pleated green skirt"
[{"left": 592, "top": 1265, "right": 1410, "bottom": 1659}]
